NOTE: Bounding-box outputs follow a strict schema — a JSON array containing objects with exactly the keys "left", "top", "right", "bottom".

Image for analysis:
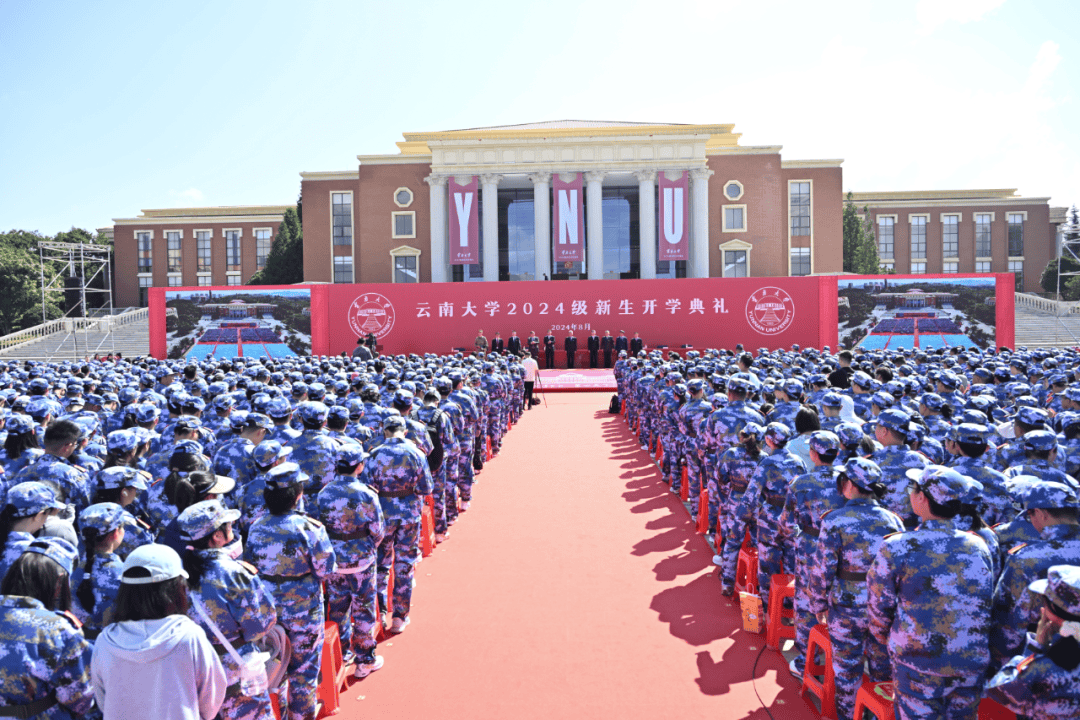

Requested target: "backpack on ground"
[{"left": 608, "top": 394, "right": 621, "bottom": 414}]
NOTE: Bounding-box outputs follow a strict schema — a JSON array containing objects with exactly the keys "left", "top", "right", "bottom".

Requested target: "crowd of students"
[
  {"left": 616, "top": 343, "right": 1080, "bottom": 720},
  {"left": 0, "top": 351, "right": 528, "bottom": 720}
]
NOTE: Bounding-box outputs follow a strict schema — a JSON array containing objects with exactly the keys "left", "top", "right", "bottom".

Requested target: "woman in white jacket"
[{"left": 91, "top": 544, "right": 226, "bottom": 720}]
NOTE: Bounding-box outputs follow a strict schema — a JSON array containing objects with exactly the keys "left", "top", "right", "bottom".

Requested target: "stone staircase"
[
  {"left": 0, "top": 309, "right": 150, "bottom": 361},
  {"left": 1014, "top": 307, "right": 1080, "bottom": 348}
]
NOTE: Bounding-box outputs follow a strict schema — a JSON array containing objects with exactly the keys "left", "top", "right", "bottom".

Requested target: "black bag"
[
  {"left": 531, "top": 396, "right": 541, "bottom": 406},
  {"left": 425, "top": 408, "right": 444, "bottom": 471},
  {"left": 473, "top": 450, "right": 484, "bottom": 471},
  {"left": 608, "top": 394, "right": 621, "bottom": 414}
]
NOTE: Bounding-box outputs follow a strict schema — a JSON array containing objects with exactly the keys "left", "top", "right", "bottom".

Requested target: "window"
[
  {"left": 392, "top": 212, "right": 415, "bottom": 239},
  {"left": 137, "top": 232, "right": 152, "bottom": 273},
  {"left": 724, "top": 181, "right": 744, "bottom": 201},
  {"left": 975, "top": 213, "right": 992, "bottom": 257},
  {"left": 910, "top": 262, "right": 926, "bottom": 274},
  {"left": 332, "top": 192, "right": 352, "bottom": 246},
  {"left": 943, "top": 261, "right": 958, "bottom": 273},
  {"left": 790, "top": 247, "right": 811, "bottom": 276},
  {"left": 168, "top": 275, "right": 182, "bottom": 287},
  {"left": 723, "top": 206, "right": 746, "bottom": 232},
  {"left": 724, "top": 250, "right": 747, "bottom": 277},
  {"left": 910, "top": 216, "right": 926, "bottom": 260},
  {"left": 1008, "top": 213, "right": 1024, "bottom": 257},
  {"left": 1009, "top": 260, "right": 1024, "bottom": 291},
  {"left": 394, "top": 187, "right": 413, "bottom": 207},
  {"left": 942, "top": 215, "right": 959, "bottom": 257},
  {"left": 394, "top": 255, "right": 418, "bottom": 283},
  {"left": 166, "top": 231, "right": 181, "bottom": 272},
  {"left": 790, "top": 182, "right": 810, "bottom": 236},
  {"left": 225, "top": 230, "right": 241, "bottom": 271},
  {"left": 138, "top": 276, "right": 152, "bottom": 307},
  {"left": 197, "top": 275, "right": 211, "bottom": 286},
  {"left": 333, "top": 256, "right": 352, "bottom": 283},
  {"left": 976, "top": 260, "right": 991, "bottom": 273},
  {"left": 196, "top": 231, "right": 211, "bottom": 272},
  {"left": 877, "top": 217, "right": 894, "bottom": 259},
  {"left": 255, "top": 228, "right": 272, "bottom": 270},
  {"left": 227, "top": 275, "right": 241, "bottom": 286}
]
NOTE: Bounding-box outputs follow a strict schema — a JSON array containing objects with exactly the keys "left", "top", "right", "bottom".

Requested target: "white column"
[
  {"left": 425, "top": 175, "right": 448, "bottom": 282},
  {"left": 585, "top": 170, "right": 606, "bottom": 279},
  {"left": 636, "top": 170, "right": 657, "bottom": 279},
  {"left": 529, "top": 172, "right": 551, "bottom": 281},
  {"left": 481, "top": 173, "right": 500, "bottom": 282},
  {"left": 690, "top": 167, "right": 714, "bottom": 278}
]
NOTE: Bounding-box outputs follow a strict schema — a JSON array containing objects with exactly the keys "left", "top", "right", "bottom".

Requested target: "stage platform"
[{"left": 536, "top": 369, "right": 616, "bottom": 392}]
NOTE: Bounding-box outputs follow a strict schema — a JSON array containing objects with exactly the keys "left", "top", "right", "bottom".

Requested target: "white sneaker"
[
  {"left": 712, "top": 554, "right": 723, "bottom": 566},
  {"left": 435, "top": 533, "right": 448, "bottom": 542},
  {"left": 461, "top": 501, "right": 471, "bottom": 511},
  {"left": 355, "top": 655, "right": 384, "bottom": 679},
  {"left": 788, "top": 658, "right": 803, "bottom": 678},
  {"left": 390, "top": 616, "right": 410, "bottom": 634}
]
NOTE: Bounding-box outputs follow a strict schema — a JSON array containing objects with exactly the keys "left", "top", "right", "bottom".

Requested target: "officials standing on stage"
[
  {"left": 630, "top": 332, "right": 644, "bottom": 355},
  {"left": 491, "top": 333, "right": 505, "bottom": 354},
  {"left": 601, "top": 331, "right": 615, "bottom": 368},
  {"left": 564, "top": 331, "right": 578, "bottom": 369},
  {"left": 527, "top": 331, "right": 540, "bottom": 359},
  {"left": 475, "top": 330, "right": 488, "bottom": 355},
  {"left": 587, "top": 331, "right": 600, "bottom": 369},
  {"left": 507, "top": 332, "right": 522, "bottom": 356},
  {"left": 543, "top": 330, "right": 556, "bottom": 369},
  {"left": 615, "top": 331, "right": 629, "bottom": 356}
]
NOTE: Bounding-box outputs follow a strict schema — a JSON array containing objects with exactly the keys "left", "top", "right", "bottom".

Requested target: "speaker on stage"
[{"left": 64, "top": 275, "right": 84, "bottom": 317}]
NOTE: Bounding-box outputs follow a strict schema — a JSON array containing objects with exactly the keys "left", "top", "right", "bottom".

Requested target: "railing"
[
  {"left": 1015, "top": 293, "right": 1080, "bottom": 315},
  {"left": 0, "top": 307, "right": 149, "bottom": 356}
]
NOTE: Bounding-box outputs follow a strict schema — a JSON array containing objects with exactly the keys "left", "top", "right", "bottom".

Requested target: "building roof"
[
  {"left": 446, "top": 120, "right": 685, "bottom": 131},
  {"left": 114, "top": 205, "right": 291, "bottom": 225}
]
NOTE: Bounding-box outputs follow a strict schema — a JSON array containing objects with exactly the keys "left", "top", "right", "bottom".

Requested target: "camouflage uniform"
[
  {"left": 448, "top": 382, "right": 479, "bottom": 499},
  {"left": 715, "top": 436, "right": 765, "bottom": 592},
  {"left": 288, "top": 404, "right": 341, "bottom": 495},
  {"left": 10, "top": 453, "right": 93, "bottom": 516},
  {"left": 481, "top": 368, "right": 506, "bottom": 454},
  {"left": 869, "top": 410, "right": 929, "bottom": 528},
  {"left": 678, "top": 384, "right": 714, "bottom": 524},
  {"left": 417, "top": 400, "right": 455, "bottom": 534}
]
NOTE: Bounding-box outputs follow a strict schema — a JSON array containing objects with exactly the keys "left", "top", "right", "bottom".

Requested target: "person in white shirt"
[{"left": 521, "top": 352, "right": 540, "bottom": 410}]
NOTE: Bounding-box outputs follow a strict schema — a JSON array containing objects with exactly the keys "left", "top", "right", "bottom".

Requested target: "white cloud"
[{"left": 916, "top": 0, "right": 1008, "bottom": 34}]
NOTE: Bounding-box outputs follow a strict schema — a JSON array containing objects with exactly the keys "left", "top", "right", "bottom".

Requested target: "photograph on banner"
[
  {"left": 837, "top": 275, "right": 997, "bottom": 351},
  {"left": 164, "top": 287, "right": 312, "bottom": 360}
]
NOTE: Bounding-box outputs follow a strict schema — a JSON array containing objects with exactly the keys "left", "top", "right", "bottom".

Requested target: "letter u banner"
[
  {"left": 658, "top": 171, "right": 689, "bottom": 262},
  {"left": 552, "top": 173, "right": 585, "bottom": 263},
  {"left": 449, "top": 176, "right": 479, "bottom": 265}
]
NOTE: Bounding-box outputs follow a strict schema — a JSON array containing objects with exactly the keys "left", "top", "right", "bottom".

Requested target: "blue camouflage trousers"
[
  {"left": 718, "top": 491, "right": 754, "bottom": 590},
  {"left": 216, "top": 642, "right": 276, "bottom": 720},
  {"left": 280, "top": 606, "right": 324, "bottom": 720},
  {"left": 792, "top": 535, "right": 817, "bottom": 671},
  {"left": 376, "top": 513, "right": 421, "bottom": 620},
  {"left": 325, "top": 566, "right": 378, "bottom": 664},
  {"left": 685, "top": 451, "right": 704, "bottom": 516},
  {"left": 488, "top": 410, "right": 503, "bottom": 452},
  {"left": 893, "top": 663, "right": 982, "bottom": 720},
  {"left": 430, "top": 463, "right": 450, "bottom": 534},
  {"left": 662, "top": 432, "right": 679, "bottom": 487},
  {"left": 825, "top": 603, "right": 884, "bottom": 720}
]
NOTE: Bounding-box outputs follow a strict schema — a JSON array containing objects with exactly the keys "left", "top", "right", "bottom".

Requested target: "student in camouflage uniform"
[
  {"left": 944, "top": 423, "right": 1013, "bottom": 526},
  {"left": 481, "top": 363, "right": 506, "bottom": 455},
  {"left": 447, "top": 373, "right": 479, "bottom": 503},
  {"left": 714, "top": 423, "right": 767, "bottom": 593},
  {"left": 869, "top": 409, "right": 928, "bottom": 529},
  {"left": 180, "top": 500, "right": 278, "bottom": 720},
  {"left": 213, "top": 413, "right": 271, "bottom": 490},
  {"left": 417, "top": 387, "right": 454, "bottom": 538},
  {"left": 679, "top": 379, "right": 714, "bottom": 523},
  {"left": 868, "top": 466, "right": 993, "bottom": 720},
  {"left": 315, "top": 445, "right": 385, "bottom": 678},
  {"left": 9, "top": 419, "right": 93, "bottom": 516},
  {"left": 244, "top": 463, "right": 336, "bottom": 720},
  {"left": 985, "top": 564, "right": 1080, "bottom": 719},
  {"left": 0, "top": 482, "right": 66, "bottom": 587},
  {"left": 368, "top": 415, "right": 434, "bottom": 634},
  {"left": 807, "top": 457, "right": 904, "bottom": 720},
  {"left": 74, "top": 502, "right": 127, "bottom": 636},
  {"left": 288, "top": 402, "right": 342, "bottom": 495}
]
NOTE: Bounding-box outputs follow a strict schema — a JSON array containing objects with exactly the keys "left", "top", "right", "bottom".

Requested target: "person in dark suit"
[
  {"left": 507, "top": 331, "right": 522, "bottom": 356},
  {"left": 564, "top": 331, "right": 578, "bottom": 369},
  {"left": 527, "top": 331, "right": 540, "bottom": 360},
  {"left": 543, "top": 330, "right": 556, "bottom": 369},
  {"left": 491, "top": 333, "right": 505, "bottom": 354},
  {"left": 828, "top": 349, "right": 855, "bottom": 389},
  {"left": 629, "top": 332, "right": 644, "bottom": 355},
  {"left": 600, "top": 330, "right": 615, "bottom": 368},
  {"left": 615, "top": 331, "right": 629, "bottom": 355},
  {"left": 587, "top": 331, "right": 600, "bottom": 369}
]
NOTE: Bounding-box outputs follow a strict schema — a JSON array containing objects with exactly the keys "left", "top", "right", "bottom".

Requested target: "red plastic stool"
[
  {"left": 268, "top": 680, "right": 287, "bottom": 720},
  {"left": 317, "top": 621, "right": 348, "bottom": 716},
  {"left": 714, "top": 513, "right": 723, "bottom": 549},
  {"left": 485, "top": 436, "right": 492, "bottom": 461},
  {"left": 420, "top": 495, "right": 435, "bottom": 557},
  {"left": 656, "top": 440, "right": 664, "bottom": 466},
  {"left": 800, "top": 624, "right": 837, "bottom": 719},
  {"left": 696, "top": 490, "right": 709, "bottom": 533},
  {"left": 765, "top": 573, "right": 796, "bottom": 649},
  {"left": 735, "top": 544, "right": 758, "bottom": 595},
  {"left": 978, "top": 698, "right": 1018, "bottom": 720},
  {"left": 680, "top": 467, "right": 689, "bottom": 501},
  {"left": 853, "top": 679, "right": 895, "bottom": 720},
  {"left": 621, "top": 399, "right": 626, "bottom": 415}
]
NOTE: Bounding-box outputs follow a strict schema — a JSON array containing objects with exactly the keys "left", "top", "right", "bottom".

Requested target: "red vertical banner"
[
  {"left": 448, "top": 176, "right": 479, "bottom": 265},
  {"left": 552, "top": 173, "right": 585, "bottom": 263},
  {"left": 658, "top": 171, "right": 689, "bottom": 261}
]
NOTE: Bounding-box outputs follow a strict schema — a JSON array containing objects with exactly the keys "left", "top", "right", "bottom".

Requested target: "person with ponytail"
[
  {"left": 74, "top": 503, "right": 126, "bottom": 637},
  {"left": 104, "top": 428, "right": 141, "bottom": 470},
  {"left": 239, "top": 440, "right": 293, "bottom": 537},
  {"left": 178, "top": 500, "right": 277, "bottom": 720},
  {"left": 0, "top": 414, "right": 44, "bottom": 478},
  {"left": 713, "top": 422, "right": 767, "bottom": 595},
  {"left": 146, "top": 440, "right": 210, "bottom": 529},
  {"left": 807, "top": 457, "right": 904, "bottom": 720},
  {"left": 0, "top": 481, "right": 66, "bottom": 582},
  {"left": 0, "top": 536, "right": 95, "bottom": 719},
  {"left": 157, "top": 471, "right": 235, "bottom": 556},
  {"left": 93, "top": 466, "right": 155, "bottom": 558}
]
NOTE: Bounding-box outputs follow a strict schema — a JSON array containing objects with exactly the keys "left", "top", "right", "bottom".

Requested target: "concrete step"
[
  {"left": 0, "top": 327, "right": 149, "bottom": 361},
  {"left": 1014, "top": 308, "right": 1080, "bottom": 348}
]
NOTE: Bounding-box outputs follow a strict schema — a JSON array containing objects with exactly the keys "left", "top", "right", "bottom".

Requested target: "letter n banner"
[{"left": 553, "top": 173, "right": 585, "bottom": 263}]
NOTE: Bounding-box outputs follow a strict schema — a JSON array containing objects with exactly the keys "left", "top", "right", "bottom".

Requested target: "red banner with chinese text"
[
  {"left": 448, "top": 176, "right": 479, "bottom": 265},
  {"left": 658, "top": 171, "right": 689, "bottom": 262},
  {"left": 552, "top": 173, "right": 585, "bottom": 263}
]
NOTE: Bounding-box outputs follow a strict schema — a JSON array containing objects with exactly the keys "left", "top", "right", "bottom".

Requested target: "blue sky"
[{"left": 1, "top": 0, "right": 1076, "bottom": 235}]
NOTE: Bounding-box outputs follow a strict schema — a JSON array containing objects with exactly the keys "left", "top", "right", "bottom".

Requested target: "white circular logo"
[
  {"left": 347, "top": 292, "right": 396, "bottom": 340},
  {"left": 746, "top": 287, "right": 795, "bottom": 335}
]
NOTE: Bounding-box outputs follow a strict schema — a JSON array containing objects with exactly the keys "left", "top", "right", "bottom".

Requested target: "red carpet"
[{"left": 335, "top": 393, "right": 816, "bottom": 720}]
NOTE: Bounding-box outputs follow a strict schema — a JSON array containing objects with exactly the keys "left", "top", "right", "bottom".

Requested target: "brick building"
[{"left": 111, "top": 121, "right": 1061, "bottom": 306}]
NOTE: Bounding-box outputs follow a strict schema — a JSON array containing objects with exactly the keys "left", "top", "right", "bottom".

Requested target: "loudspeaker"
[{"left": 64, "top": 275, "right": 84, "bottom": 316}]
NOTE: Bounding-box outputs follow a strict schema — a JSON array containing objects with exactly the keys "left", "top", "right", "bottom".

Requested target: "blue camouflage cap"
[
  {"left": 178, "top": 499, "right": 241, "bottom": 542},
  {"left": 948, "top": 423, "right": 991, "bottom": 444},
  {"left": 871, "top": 391, "right": 894, "bottom": 409},
  {"left": 228, "top": 410, "right": 250, "bottom": 430},
  {"left": 297, "top": 401, "right": 329, "bottom": 424},
  {"left": 252, "top": 440, "right": 293, "bottom": 467},
  {"left": 6, "top": 481, "right": 65, "bottom": 516},
  {"left": 781, "top": 379, "right": 803, "bottom": 398},
  {"left": 687, "top": 379, "right": 705, "bottom": 393},
  {"left": 842, "top": 457, "right": 883, "bottom": 492},
  {"left": 1028, "top": 565, "right": 1080, "bottom": 617},
  {"left": 106, "top": 429, "right": 139, "bottom": 454},
  {"left": 836, "top": 422, "right": 865, "bottom": 448},
  {"left": 26, "top": 397, "right": 53, "bottom": 419},
  {"left": 851, "top": 371, "right": 874, "bottom": 390},
  {"left": 808, "top": 430, "right": 840, "bottom": 455},
  {"left": 80, "top": 502, "right": 128, "bottom": 534},
  {"left": 1058, "top": 386, "right": 1080, "bottom": 402},
  {"left": 346, "top": 398, "right": 365, "bottom": 419},
  {"left": 1015, "top": 406, "right": 1050, "bottom": 427},
  {"left": 244, "top": 413, "right": 273, "bottom": 431},
  {"left": 820, "top": 392, "right": 843, "bottom": 408},
  {"left": 764, "top": 422, "right": 793, "bottom": 445},
  {"left": 266, "top": 396, "right": 293, "bottom": 418},
  {"left": 1023, "top": 429, "right": 1058, "bottom": 453},
  {"left": 134, "top": 403, "right": 160, "bottom": 423},
  {"left": 1020, "top": 481, "right": 1079, "bottom": 510},
  {"left": 383, "top": 414, "right": 407, "bottom": 432},
  {"left": 905, "top": 465, "right": 983, "bottom": 505},
  {"left": 213, "top": 393, "right": 237, "bottom": 410},
  {"left": 394, "top": 389, "right": 415, "bottom": 406},
  {"left": 173, "top": 416, "right": 202, "bottom": 432},
  {"left": 337, "top": 444, "right": 369, "bottom": 467},
  {"left": 98, "top": 466, "right": 149, "bottom": 491},
  {"left": 1057, "top": 411, "right": 1080, "bottom": 432},
  {"left": 920, "top": 393, "right": 945, "bottom": 411},
  {"left": 5, "top": 415, "right": 36, "bottom": 436},
  {"left": 739, "top": 422, "right": 766, "bottom": 442},
  {"left": 877, "top": 409, "right": 911, "bottom": 434},
  {"left": 23, "top": 537, "right": 79, "bottom": 575},
  {"left": 171, "top": 439, "right": 205, "bottom": 458},
  {"left": 263, "top": 461, "right": 309, "bottom": 489}
]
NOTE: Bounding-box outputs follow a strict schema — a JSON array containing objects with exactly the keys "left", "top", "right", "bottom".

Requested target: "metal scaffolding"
[{"left": 38, "top": 240, "right": 115, "bottom": 360}]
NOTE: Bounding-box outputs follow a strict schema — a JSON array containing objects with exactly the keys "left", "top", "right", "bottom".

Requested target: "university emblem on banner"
[
  {"left": 746, "top": 287, "right": 795, "bottom": 335},
  {"left": 348, "top": 293, "right": 396, "bottom": 339}
]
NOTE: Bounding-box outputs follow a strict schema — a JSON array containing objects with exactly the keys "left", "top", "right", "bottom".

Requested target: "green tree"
[
  {"left": 1040, "top": 205, "right": 1080, "bottom": 298},
  {"left": 249, "top": 199, "right": 303, "bottom": 286},
  {"left": 0, "top": 241, "right": 62, "bottom": 336},
  {"left": 842, "top": 193, "right": 883, "bottom": 274}
]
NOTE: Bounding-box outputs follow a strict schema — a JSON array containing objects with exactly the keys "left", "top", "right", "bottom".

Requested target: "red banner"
[
  {"left": 658, "top": 171, "right": 689, "bottom": 261},
  {"left": 448, "top": 176, "right": 479, "bottom": 265},
  {"left": 552, "top": 173, "right": 584, "bottom": 263}
]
